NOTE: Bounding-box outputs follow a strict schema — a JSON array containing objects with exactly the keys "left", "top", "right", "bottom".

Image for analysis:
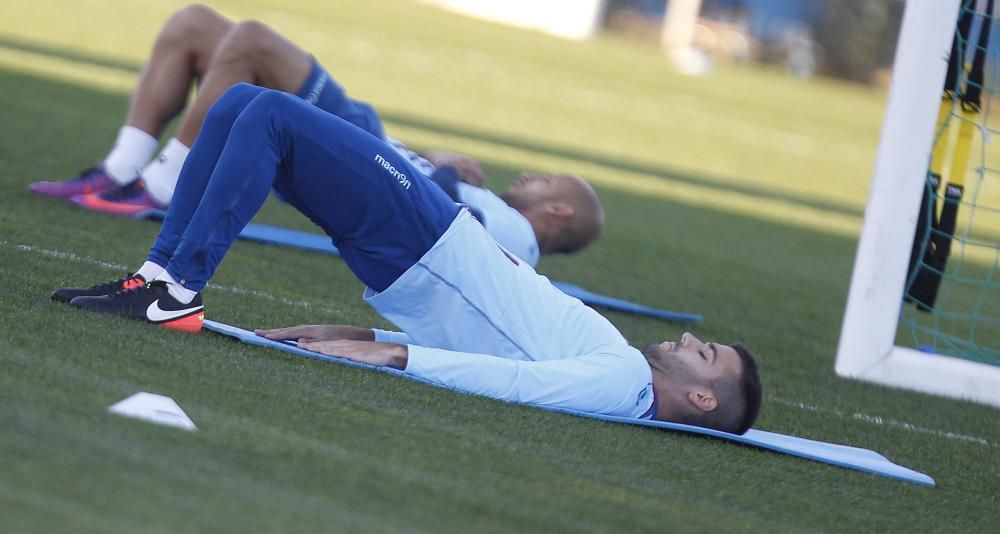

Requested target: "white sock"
[
  {"left": 135, "top": 261, "right": 164, "bottom": 281},
  {"left": 141, "top": 138, "right": 190, "bottom": 206},
  {"left": 103, "top": 126, "right": 159, "bottom": 185},
  {"left": 153, "top": 270, "right": 198, "bottom": 305}
]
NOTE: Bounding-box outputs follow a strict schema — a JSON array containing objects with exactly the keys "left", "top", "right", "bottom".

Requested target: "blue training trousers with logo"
[{"left": 146, "top": 83, "right": 460, "bottom": 293}]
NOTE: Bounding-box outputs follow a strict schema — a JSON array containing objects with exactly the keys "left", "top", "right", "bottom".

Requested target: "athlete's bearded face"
[{"left": 644, "top": 332, "right": 742, "bottom": 385}]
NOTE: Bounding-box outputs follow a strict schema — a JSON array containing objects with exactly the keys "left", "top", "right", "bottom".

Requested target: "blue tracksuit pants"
[{"left": 147, "top": 83, "right": 459, "bottom": 292}]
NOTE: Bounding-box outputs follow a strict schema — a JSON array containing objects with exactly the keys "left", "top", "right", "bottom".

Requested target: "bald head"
[
  {"left": 552, "top": 175, "right": 603, "bottom": 253},
  {"left": 501, "top": 173, "right": 604, "bottom": 255}
]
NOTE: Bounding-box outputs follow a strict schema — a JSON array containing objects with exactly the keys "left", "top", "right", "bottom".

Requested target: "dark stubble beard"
[{"left": 643, "top": 344, "right": 700, "bottom": 386}]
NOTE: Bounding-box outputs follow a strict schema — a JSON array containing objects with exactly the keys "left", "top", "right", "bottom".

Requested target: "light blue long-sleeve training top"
[{"left": 367, "top": 209, "right": 655, "bottom": 418}]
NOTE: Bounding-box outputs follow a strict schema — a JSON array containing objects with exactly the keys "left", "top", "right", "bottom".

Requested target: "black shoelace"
[
  {"left": 109, "top": 281, "right": 168, "bottom": 307},
  {"left": 85, "top": 274, "right": 140, "bottom": 295},
  {"left": 72, "top": 166, "right": 102, "bottom": 182},
  {"left": 99, "top": 180, "right": 145, "bottom": 201}
]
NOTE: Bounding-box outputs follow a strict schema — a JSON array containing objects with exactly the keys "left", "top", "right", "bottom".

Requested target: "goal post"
[{"left": 835, "top": 0, "right": 1000, "bottom": 408}]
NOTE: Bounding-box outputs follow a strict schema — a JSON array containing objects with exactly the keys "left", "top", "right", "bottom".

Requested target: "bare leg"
[
  {"left": 30, "top": 6, "right": 315, "bottom": 201},
  {"left": 126, "top": 4, "right": 234, "bottom": 138},
  {"left": 173, "top": 20, "right": 314, "bottom": 146}
]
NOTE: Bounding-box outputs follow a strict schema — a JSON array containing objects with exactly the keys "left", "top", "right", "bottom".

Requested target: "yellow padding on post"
[
  {"left": 946, "top": 109, "right": 978, "bottom": 190},
  {"left": 930, "top": 98, "right": 953, "bottom": 178}
]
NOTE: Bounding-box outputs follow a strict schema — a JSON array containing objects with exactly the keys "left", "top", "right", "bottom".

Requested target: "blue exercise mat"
[
  {"left": 135, "top": 209, "right": 702, "bottom": 323},
  {"left": 135, "top": 209, "right": 342, "bottom": 255},
  {"left": 203, "top": 319, "right": 934, "bottom": 487},
  {"left": 550, "top": 282, "right": 702, "bottom": 323}
]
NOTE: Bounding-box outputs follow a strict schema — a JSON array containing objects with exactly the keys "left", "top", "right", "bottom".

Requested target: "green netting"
[{"left": 901, "top": 1, "right": 1000, "bottom": 366}]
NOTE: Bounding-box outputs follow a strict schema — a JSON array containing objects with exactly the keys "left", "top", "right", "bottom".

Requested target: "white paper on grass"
[{"left": 108, "top": 392, "right": 197, "bottom": 431}]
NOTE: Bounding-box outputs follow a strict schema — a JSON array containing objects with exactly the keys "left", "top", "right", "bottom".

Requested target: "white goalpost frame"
[{"left": 835, "top": 0, "right": 1000, "bottom": 408}]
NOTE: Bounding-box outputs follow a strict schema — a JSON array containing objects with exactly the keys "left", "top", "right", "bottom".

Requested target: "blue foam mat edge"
[
  {"left": 203, "top": 319, "right": 935, "bottom": 487},
  {"left": 134, "top": 209, "right": 703, "bottom": 324}
]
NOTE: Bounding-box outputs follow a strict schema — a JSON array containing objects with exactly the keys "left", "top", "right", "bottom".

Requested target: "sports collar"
[{"left": 639, "top": 385, "right": 658, "bottom": 420}]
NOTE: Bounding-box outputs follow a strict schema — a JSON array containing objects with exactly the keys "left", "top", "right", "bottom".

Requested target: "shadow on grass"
[
  {"left": 0, "top": 35, "right": 144, "bottom": 73},
  {"left": 0, "top": 34, "right": 862, "bottom": 219}
]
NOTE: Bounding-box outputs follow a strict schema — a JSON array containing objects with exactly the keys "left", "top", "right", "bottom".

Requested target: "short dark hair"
[
  {"left": 729, "top": 343, "right": 762, "bottom": 434},
  {"left": 661, "top": 342, "right": 763, "bottom": 434}
]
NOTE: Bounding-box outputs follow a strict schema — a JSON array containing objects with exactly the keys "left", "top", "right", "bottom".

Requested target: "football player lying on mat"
[
  {"left": 53, "top": 83, "right": 763, "bottom": 434},
  {"left": 28, "top": 4, "right": 596, "bottom": 266}
]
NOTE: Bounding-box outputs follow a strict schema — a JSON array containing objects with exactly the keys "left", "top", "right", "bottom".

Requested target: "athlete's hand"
[
  {"left": 298, "top": 339, "right": 408, "bottom": 369},
  {"left": 424, "top": 151, "right": 486, "bottom": 187},
  {"left": 255, "top": 324, "right": 374, "bottom": 343}
]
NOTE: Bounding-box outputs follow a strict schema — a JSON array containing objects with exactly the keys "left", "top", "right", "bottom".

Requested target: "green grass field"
[{"left": 1, "top": 0, "right": 998, "bottom": 531}]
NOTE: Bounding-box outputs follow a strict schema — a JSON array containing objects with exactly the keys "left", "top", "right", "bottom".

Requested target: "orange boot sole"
[{"left": 161, "top": 312, "right": 204, "bottom": 333}]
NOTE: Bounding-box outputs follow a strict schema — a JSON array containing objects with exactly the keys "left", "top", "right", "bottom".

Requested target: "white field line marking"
[
  {"left": 13, "top": 243, "right": 127, "bottom": 271},
  {"left": 770, "top": 397, "right": 999, "bottom": 448},
  {"left": 3, "top": 241, "right": 345, "bottom": 316}
]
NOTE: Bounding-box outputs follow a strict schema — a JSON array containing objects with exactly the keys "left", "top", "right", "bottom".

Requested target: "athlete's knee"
[
  {"left": 213, "top": 20, "right": 282, "bottom": 65},
  {"left": 157, "top": 4, "right": 227, "bottom": 52},
  {"left": 220, "top": 82, "right": 267, "bottom": 104},
  {"left": 233, "top": 90, "right": 301, "bottom": 135},
  {"left": 241, "top": 89, "right": 296, "bottom": 119},
  {"left": 205, "top": 83, "right": 268, "bottom": 126}
]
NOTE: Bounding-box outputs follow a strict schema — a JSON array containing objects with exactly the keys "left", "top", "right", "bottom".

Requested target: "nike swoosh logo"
[{"left": 146, "top": 299, "right": 203, "bottom": 322}]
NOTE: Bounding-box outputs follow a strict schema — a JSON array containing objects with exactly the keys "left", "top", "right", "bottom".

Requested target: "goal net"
[{"left": 836, "top": 0, "right": 1000, "bottom": 408}]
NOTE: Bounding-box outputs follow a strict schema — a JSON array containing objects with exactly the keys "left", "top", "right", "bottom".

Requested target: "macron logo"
[
  {"left": 304, "top": 71, "right": 328, "bottom": 105},
  {"left": 374, "top": 154, "right": 412, "bottom": 190}
]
